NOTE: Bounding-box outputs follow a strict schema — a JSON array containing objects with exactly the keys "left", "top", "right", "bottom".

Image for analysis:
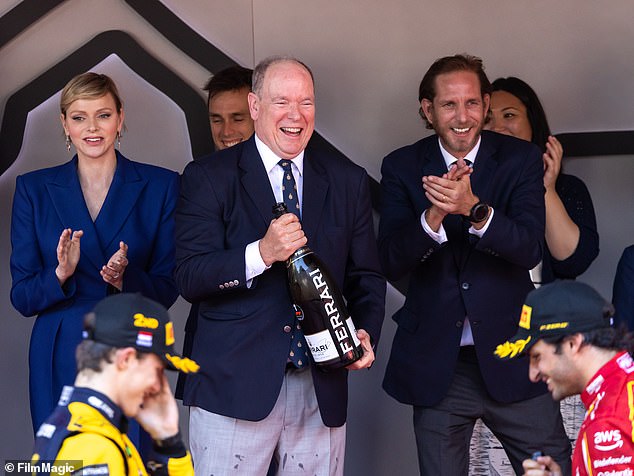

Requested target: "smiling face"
[
  {"left": 117, "top": 352, "right": 164, "bottom": 418},
  {"left": 528, "top": 339, "right": 582, "bottom": 401},
  {"left": 61, "top": 93, "right": 123, "bottom": 162},
  {"left": 421, "top": 70, "right": 489, "bottom": 158},
  {"left": 209, "top": 87, "right": 254, "bottom": 150},
  {"left": 485, "top": 90, "right": 532, "bottom": 141},
  {"left": 248, "top": 61, "right": 315, "bottom": 160}
]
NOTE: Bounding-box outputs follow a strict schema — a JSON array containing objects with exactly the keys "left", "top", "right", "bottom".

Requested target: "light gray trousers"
[{"left": 189, "top": 367, "right": 346, "bottom": 476}]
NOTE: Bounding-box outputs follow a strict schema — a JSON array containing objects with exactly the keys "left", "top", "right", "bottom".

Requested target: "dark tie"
[
  {"left": 449, "top": 158, "right": 472, "bottom": 170},
  {"left": 278, "top": 160, "right": 308, "bottom": 368},
  {"left": 279, "top": 160, "right": 301, "bottom": 218}
]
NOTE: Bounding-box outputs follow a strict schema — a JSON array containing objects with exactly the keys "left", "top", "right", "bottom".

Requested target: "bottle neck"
[{"left": 287, "top": 245, "right": 312, "bottom": 266}]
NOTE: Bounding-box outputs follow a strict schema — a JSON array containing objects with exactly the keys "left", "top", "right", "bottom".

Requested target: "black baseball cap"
[
  {"left": 494, "top": 280, "right": 614, "bottom": 360},
  {"left": 83, "top": 293, "right": 199, "bottom": 374}
]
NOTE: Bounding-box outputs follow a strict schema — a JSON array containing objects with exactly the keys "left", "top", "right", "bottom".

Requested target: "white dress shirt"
[
  {"left": 244, "top": 134, "right": 305, "bottom": 285},
  {"left": 420, "top": 137, "right": 494, "bottom": 346}
]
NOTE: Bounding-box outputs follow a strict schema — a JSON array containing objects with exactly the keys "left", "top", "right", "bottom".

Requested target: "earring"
[
  {"left": 65, "top": 135, "right": 71, "bottom": 152},
  {"left": 116, "top": 131, "right": 122, "bottom": 150}
]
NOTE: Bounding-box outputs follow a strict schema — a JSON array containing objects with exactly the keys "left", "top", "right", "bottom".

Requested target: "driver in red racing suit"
[
  {"left": 494, "top": 280, "right": 634, "bottom": 476},
  {"left": 572, "top": 351, "right": 634, "bottom": 475}
]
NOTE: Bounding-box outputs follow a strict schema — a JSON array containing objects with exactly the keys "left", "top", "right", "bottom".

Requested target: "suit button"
[
  {"left": 461, "top": 282, "right": 470, "bottom": 290},
  {"left": 224, "top": 282, "right": 230, "bottom": 288},
  {"left": 456, "top": 321, "right": 463, "bottom": 328},
  {"left": 219, "top": 284, "right": 225, "bottom": 290},
  {"left": 283, "top": 325, "right": 292, "bottom": 333},
  {"left": 233, "top": 280, "right": 239, "bottom": 285}
]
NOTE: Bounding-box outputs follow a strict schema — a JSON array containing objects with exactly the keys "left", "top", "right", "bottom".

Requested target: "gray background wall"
[{"left": 1, "top": 1, "right": 633, "bottom": 474}]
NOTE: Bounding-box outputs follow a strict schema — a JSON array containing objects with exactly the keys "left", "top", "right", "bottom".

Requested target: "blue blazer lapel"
[
  {"left": 420, "top": 138, "right": 448, "bottom": 180},
  {"left": 301, "top": 150, "right": 328, "bottom": 242},
  {"left": 94, "top": 153, "right": 147, "bottom": 251},
  {"left": 471, "top": 134, "right": 498, "bottom": 201},
  {"left": 45, "top": 157, "right": 105, "bottom": 270},
  {"left": 239, "top": 138, "right": 278, "bottom": 226}
]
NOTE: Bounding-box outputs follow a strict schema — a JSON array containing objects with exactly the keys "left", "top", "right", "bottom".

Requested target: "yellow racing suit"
[{"left": 31, "top": 386, "right": 193, "bottom": 475}]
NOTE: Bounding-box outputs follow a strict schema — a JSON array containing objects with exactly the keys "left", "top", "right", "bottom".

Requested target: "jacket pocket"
[{"left": 198, "top": 299, "right": 244, "bottom": 321}]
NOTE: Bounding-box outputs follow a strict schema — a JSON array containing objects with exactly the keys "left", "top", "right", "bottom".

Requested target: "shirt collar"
[
  {"left": 437, "top": 136, "right": 481, "bottom": 169},
  {"left": 66, "top": 386, "right": 128, "bottom": 433},
  {"left": 581, "top": 351, "right": 632, "bottom": 409},
  {"left": 254, "top": 133, "right": 304, "bottom": 176}
]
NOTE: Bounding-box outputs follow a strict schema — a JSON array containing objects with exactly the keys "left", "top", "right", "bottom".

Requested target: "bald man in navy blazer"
[
  {"left": 175, "top": 56, "right": 385, "bottom": 475},
  {"left": 378, "top": 54, "right": 571, "bottom": 475}
]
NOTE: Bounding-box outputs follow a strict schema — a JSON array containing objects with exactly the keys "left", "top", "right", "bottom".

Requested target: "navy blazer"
[
  {"left": 175, "top": 137, "right": 385, "bottom": 427},
  {"left": 379, "top": 131, "right": 547, "bottom": 406},
  {"left": 10, "top": 153, "right": 179, "bottom": 430}
]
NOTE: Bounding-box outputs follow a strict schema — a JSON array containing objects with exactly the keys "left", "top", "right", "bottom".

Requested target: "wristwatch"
[{"left": 465, "top": 201, "right": 490, "bottom": 223}]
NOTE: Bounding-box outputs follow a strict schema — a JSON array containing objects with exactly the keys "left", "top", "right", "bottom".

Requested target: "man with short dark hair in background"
[
  {"left": 495, "top": 280, "right": 634, "bottom": 476},
  {"left": 378, "top": 53, "right": 571, "bottom": 475},
  {"left": 205, "top": 65, "right": 254, "bottom": 150}
]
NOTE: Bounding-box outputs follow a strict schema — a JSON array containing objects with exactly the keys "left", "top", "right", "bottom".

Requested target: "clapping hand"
[
  {"left": 543, "top": 135, "right": 563, "bottom": 192},
  {"left": 422, "top": 158, "right": 478, "bottom": 230},
  {"left": 101, "top": 241, "right": 128, "bottom": 290},
  {"left": 55, "top": 228, "right": 83, "bottom": 285}
]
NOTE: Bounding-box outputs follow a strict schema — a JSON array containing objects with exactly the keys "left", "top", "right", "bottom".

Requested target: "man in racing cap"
[
  {"left": 31, "top": 293, "right": 199, "bottom": 475},
  {"left": 495, "top": 280, "right": 634, "bottom": 476}
]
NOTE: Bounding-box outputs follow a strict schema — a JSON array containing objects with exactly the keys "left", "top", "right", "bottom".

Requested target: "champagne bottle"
[{"left": 273, "top": 203, "right": 363, "bottom": 371}]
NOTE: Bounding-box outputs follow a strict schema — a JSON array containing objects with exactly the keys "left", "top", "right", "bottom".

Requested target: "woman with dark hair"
[
  {"left": 485, "top": 76, "right": 599, "bottom": 285},
  {"left": 10, "top": 72, "right": 179, "bottom": 433}
]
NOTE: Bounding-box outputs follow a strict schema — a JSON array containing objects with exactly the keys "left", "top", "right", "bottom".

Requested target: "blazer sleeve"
[
  {"left": 121, "top": 171, "right": 179, "bottom": 308},
  {"left": 613, "top": 246, "right": 634, "bottom": 330},
  {"left": 341, "top": 170, "right": 386, "bottom": 345},
  {"left": 548, "top": 173, "right": 599, "bottom": 279},
  {"left": 10, "top": 175, "right": 76, "bottom": 317},
  {"left": 378, "top": 152, "right": 442, "bottom": 281},
  {"left": 473, "top": 145, "right": 545, "bottom": 270},
  {"left": 174, "top": 160, "right": 248, "bottom": 302}
]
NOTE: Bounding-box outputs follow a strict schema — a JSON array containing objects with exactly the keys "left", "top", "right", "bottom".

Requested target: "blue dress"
[{"left": 10, "top": 152, "right": 179, "bottom": 431}]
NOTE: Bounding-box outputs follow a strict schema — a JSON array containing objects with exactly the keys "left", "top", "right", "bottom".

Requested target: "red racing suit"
[{"left": 573, "top": 351, "right": 634, "bottom": 476}]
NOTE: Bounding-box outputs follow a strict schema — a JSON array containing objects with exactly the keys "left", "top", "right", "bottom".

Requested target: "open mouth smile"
[{"left": 280, "top": 127, "right": 302, "bottom": 137}]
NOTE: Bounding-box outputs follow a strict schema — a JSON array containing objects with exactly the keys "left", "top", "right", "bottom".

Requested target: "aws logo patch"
[{"left": 594, "top": 429, "right": 624, "bottom": 451}]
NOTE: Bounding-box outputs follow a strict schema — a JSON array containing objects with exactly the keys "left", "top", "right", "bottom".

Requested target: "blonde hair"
[{"left": 60, "top": 72, "right": 123, "bottom": 117}]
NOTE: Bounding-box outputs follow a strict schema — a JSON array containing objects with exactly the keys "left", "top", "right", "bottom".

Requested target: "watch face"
[{"left": 472, "top": 203, "right": 489, "bottom": 222}]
